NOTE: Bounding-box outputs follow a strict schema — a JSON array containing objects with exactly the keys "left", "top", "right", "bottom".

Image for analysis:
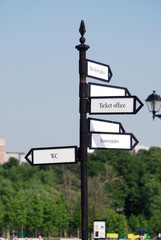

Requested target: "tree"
[
  {"left": 72, "top": 199, "right": 81, "bottom": 237},
  {"left": 13, "top": 191, "right": 27, "bottom": 237},
  {"left": 88, "top": 163, "right": 123, "bottom": 231},
  {"left": 128, "top": 215, "right": 141, "bottom": 232},
  {"left": 54, "top": 194, "right": 70, "bottom": 237},
  {"left": 149, "top": 210, "right": 161, "bottom": 236},
  {"left": 2, "top": 187, "right": 16, "bottom": 239},
  {"left": 26, "top": 194, "right": 44, "bottom": 237},
  {"left": 3, "top": 157, "right": 20, "bottom": 169},
  {"left": 1, "top": 147, "right": 161, "bottom": 237},
  {"left": 42, "top": 197, "right": 56, "bottom": 238},
  {"left": 142, "top": 175, "right": 161, "bottom": 217},
  {"left": 106, "top": 209, "right": 118, "bottom": 232},
  {"left": 61, "top": 164, "right": 80, "bottom": 236}
]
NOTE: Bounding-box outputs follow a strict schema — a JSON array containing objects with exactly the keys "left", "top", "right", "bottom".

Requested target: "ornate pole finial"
[
  {"left": 79, "top": 20, "right": 86, "bottom": 36},
  {"left": 75, "top": 20, "right": 90, "bottom": 51},
  {"left": 79, "top": 20, "right": 86, "bottom": 42},
  {"left": 79, "top": 20, "right": 86, "bottom": 44}
]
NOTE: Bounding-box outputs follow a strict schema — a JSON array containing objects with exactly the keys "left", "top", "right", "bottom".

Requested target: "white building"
[
  {"left": 132, "top": 145, "right": 150, "bottom": 154},
  {"left": 5, "top": 152, "right": 26, "bottom": 164},
  {"left": 0, "top": 139, "right": 5, "bottom": 165}
]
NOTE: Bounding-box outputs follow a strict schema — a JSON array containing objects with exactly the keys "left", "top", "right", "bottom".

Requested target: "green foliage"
[
  {"left": 3, "top": 157, "right": 20, "bottom": 169},
  {"left": 106, "top": 209, "right": 118, "bottom": 232},
  {"left": 149, "top": 210, "right": 161, "bottom": 235},
  {"left": 27, "top": 193, "right": 44, "bottom": 230},
  {"left": 54, "top": 194, "right": 70, "bottom": 230},
  {"left": 128, "top": 215, "right": 142, "bottom": 232},
  {"left": 1, "top": 147, "right": 161, "bottom": 237},
  {"left": 2, "top": 187, "right": 15, "bottom": 230}
]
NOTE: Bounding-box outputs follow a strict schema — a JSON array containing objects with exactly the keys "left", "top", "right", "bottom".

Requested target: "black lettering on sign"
[
  {"left": 100, "top": 138, "right": 119, "bottom": 144},
  {"left": 100, "top": 70, "right": 105, "bottom": 75},
  {"left": 113, "top": 102, "right": 126, "bottom": 108},
  {"left": 99, "top": 103, "right": 112, "bottom": 108},
  {"left": 94, "top": 67, "right": 99, "bottom": 73},
  {"left": 51, "top": 153, "right": 58, "bottom": 159}
]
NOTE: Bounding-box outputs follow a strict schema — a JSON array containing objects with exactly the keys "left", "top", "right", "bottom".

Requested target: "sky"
[{"left": 0, "top": 0, "right": 161, "bottom": 153}]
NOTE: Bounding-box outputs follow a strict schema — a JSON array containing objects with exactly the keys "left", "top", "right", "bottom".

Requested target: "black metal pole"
[
  {"left": 75, "top": 20, "right": 90, "bottom": 240},
  {"left": 116, "top": 207, "right": 123, "bottom": 240},
  {"left": 118, "top": 212, "right": 120, "bottom": 240}
]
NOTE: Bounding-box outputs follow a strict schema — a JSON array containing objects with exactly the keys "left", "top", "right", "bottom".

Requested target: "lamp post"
[
  {"left": 145, "top": 91, "right": 161, "bottom": 120},
  {"left": 116, "top": 206, "right": 123, "bottom": 240}
]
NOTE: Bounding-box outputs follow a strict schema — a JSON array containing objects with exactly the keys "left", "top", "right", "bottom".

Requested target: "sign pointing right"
[
  {"left": 89, "top": 82, "right": 131, "bottom": 97},
  {"left": 89, "top": 117, "right": 125, "bottom": 133},
  {"left": 89, "top": 96, "right": 143, "bottom": 115},
  {"left": 89, "top": 132, "right": 138, "bottom": 151},
  {"left": 87, "top": 59, "right": 112, "bottom": 82}
]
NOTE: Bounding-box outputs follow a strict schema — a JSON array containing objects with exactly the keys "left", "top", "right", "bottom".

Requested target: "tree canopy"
[{"left": 1, "top": 147, "right": 161, "bottom": 238}]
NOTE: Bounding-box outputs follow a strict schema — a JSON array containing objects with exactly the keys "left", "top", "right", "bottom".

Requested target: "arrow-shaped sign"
[
  {"left": 89, "top": 96, "right": 143, "bottom": 114},
  {"left": 25, "top": 146, "right": 78, "bottom": 166},
  {"left": 89, "top": 132, "right": 138, "bottom": 150},
  {"left": 89, "top": 117, "right": 125, "bottom": 133},
  {"left": 88, "top": 82, "right": 131, "bottom": 97},
  {"left": 87, "top": 59, "right": 112, "bottom": 82}
]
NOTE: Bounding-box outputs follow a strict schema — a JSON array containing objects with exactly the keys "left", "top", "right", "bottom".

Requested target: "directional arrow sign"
[
  {"left": 25, "top": 146, "right": 78, "bottom": 165},
  {"left": 89, "top": 118, "right": 125, "bottom": 133},
  {"left": 87, "top": 59, "right": 112, "bottom": 82},
  {"left": 89, "top": 82, "right": 131, "bottom": 97},
  {"left": 89, "top": 96, "right": 143, "bottom": 114},
  {"left": 89, "top": 132, "right": 138, "bottom": 150}
]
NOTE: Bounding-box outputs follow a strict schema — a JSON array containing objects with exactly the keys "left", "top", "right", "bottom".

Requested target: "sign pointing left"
[{"left": 25, "top": 146, "right": 78, "bottom": 165}]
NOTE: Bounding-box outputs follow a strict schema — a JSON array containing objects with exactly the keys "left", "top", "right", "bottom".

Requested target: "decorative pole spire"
[
  {"left": 76, "top": 20, "right": 90, "bottom": 51},
  {"left": 79, "top": 20, "right": 86, "bottom": 35},
  {"left": 79, "top": 20, "right": 86, "bottom": 43}
]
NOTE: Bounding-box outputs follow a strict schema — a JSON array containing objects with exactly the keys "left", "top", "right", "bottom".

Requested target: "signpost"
[
  {"left": 75, "top": 20, "right": 89, "bottom": 240},
  {"left": 25, "top": 20, "right": 143, "bottom": 240},
  {"left": 89, "top": 132, "right": 138, "bottom": 150},
  {"left": 89, "top": 96, "right": 143, "bottom": 114},
  {"left": 87, "top": 59, "right": 112, "bottom": 82},
  {"left": 25, "top": 146, "right": 78, "bottom": 165},
  {"left": 75, "top": 21, "right": 142, "bottom": 240}
]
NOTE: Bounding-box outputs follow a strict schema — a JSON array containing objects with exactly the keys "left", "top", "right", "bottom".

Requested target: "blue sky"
[{"left": 0, "top": 0, "right": 161, "bottom": 152}]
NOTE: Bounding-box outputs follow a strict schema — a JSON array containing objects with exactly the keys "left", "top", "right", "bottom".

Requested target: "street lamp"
[
  {"left": 145, "top": 91, "right": 161, "bottom": 120},
  {"left": 116, "top": 206, "right": 123, "bottom": 240}
]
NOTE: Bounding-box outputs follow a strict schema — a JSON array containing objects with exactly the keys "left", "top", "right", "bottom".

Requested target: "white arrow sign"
[
  {"left": 89, "top": 118, "right": 125, "bottom": 133},
  {"left": 89, "top": 82, "right": 130, "bottom": 97},
  {"left": 89, "top": 96, "right": 143, "bottom": 114},
  {"left": 87, "top": 59, "right": 112, "bottom": 82},
  {"left": 25, "top": 146, "right": 78, "bottom": 165},
  {"left": 89, "top": 132, "right": 138, "bottom": 150}
]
